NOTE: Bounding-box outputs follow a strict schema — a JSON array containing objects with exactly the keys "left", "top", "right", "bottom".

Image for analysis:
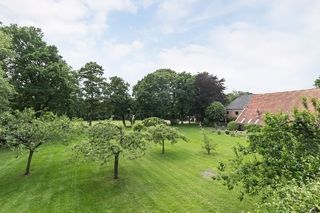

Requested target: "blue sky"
[{"left": 1, "top": 0, "right": 319, "bottom": 93}]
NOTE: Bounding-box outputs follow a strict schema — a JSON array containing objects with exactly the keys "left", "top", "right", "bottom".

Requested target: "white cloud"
[
  {"left": 0, "top": 0, "right": 319, "bottom": 93},
  {"left": 159, "top": 20, "right": 320, "bottom": 93}
]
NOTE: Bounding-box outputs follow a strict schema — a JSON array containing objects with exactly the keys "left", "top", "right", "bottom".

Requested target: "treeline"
[{"left": 0, "top": 24, "right": 233, "bottom": 125}]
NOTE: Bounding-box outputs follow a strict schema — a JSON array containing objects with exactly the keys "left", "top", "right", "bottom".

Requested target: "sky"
[{"left": 0, "top": 0, "right": 319, "bottom": 93}]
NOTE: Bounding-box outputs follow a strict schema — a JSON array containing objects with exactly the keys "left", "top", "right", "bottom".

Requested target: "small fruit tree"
[
  {"left": 146, "top": 124, "right": 188, "bottom": 154},
  {"left": 0, "top": 108, "right": 71, "bottom": 175},
  {"left": 73, "top": 121, "right": 147, "bottom": 179}
]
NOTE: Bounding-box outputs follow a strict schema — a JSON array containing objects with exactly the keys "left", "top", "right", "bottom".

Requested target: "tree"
[
  {"left": 0, "top": 31, "right": 14, "bottom": 113},
  {"left": 1, "top": 24, "right": 76, "bottom": 115},
  {"left": 202, "top": 130, "right": 216, "bottom": 155},
  {"left": 133, "top": 69, "right": 176, "bottom": 119},
  {"left": 218, "top": 98, "right": 320, "bottom": 209},
  {"left": 146, "top": 124, "right": 187, "bottom": 154},
  {"left": 205, "top": 101, "right": 226, "bottom": 124},
  {"left": 174, "top": 72, "right": 196, "bottom": 124},
  {"left": 0, "top": 109, "right": 72, "bottom": 175},
  {"left": 78, "top": 62, "right": 107, "bottom": 126},
  {"left": 108, "top": 76, "right": 132, "bottom": 127},
  {"left": 73, "top": 122, "right": 147, "bottom": 179},
  {"left": 315, "top": 76, "right": 320, "bottom": 88},
  {"left": 194, "top": 72, "right": 226, "bottom": 121}
]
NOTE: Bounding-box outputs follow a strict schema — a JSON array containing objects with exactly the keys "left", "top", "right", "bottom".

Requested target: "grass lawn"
[{"left": 0, "top": 125, "right": 257, "bottom": 212}]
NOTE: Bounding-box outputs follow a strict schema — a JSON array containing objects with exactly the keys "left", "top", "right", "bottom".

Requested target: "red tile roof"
[{"left": 235, "top": 88, "right": 320, "bottom": 125}]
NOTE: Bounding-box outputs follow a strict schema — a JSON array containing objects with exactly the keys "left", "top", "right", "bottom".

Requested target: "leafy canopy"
[
  {"left": 219, "top": 98, "right": 320, "bottom": 207},
  {"left": 78, "top": 61, "right": 107, "bottom": 125},
  {"left": 133, "top": 69, "right": 176, "bottom": 119},
  {"left": 1, "top": 24, "right": 76, "bottom": 115},
  {"left": 73, "top": 121, "right": 148, "bottom": 178},
  {"left": 146, "top": 123, "right": 188, "bottom": 154},
  {"left": 0, "top": 108, "right": 72, "bottom": 174},
  {"left": 108, "top": 76, "right": 132, "bottom": 126},
  {"left": 205, "top": 101, "right": 226, "bottom": 124},
  {"left": 194, "top": 72, "right": 226, "bottom": 121},
  {"left": 0, "top": 31, "right": 14, "bottom": 112}
]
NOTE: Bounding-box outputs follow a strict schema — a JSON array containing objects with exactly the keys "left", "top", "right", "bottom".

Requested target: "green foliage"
[
  {"left": 142, "top": 117, "right": 167, "bottom": 127},
  {"left": 205, "top": 101, "right": 226, "bottom": 124},
  {"left": 174, "top": 72, "right": 196, "bottom": 123},
  {"left": 219, "top": 98, "right": 320, "bottom": 210},
  {"left": 0, "top": 108, "right": 72, "bottom": 174},
  {"left": 146, "top": 124, "right": 188, "bottom": 154},
  {"left": 1, "top": 24, "right": 76, "bottom": 115},
  {"left": 132, "top": 117, "right": 167, "bottom": 132},
  {"left": 202, "top": 130, "right": 216, "bottom": 154},
  {"left": 78, "top": 62, "right": 107, "bottom": 125},
  {"left": 224, "top": 130, "right": 230, "bottom": 135},
  {"left": 0, "top": 31, "right": 14, "bottom": 113},
  {"left": 133, "top": 69, "right": 176, "bottom": 119},
  {"left": 227, "top": 121, "right": 239, "bottom": 131},
  {"left": 314, "top": 76, "right": 320, "bottom": 88},
  {"left": 259, "top": 179, "right": 320, "bottom": 212},
  {"left": 108, "top": 76, "right": 132, "bottom": 126},
  {"left": 73, "top": 122, "right": 147, "bottom": 179}
]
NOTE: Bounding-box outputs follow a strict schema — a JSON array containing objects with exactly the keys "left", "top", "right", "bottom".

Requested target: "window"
[
  {"left": 226, "top": 111, "right": 229, "bottom": 114},
  {"left": 235, "top": 111, "right": 239, "bottom": 115}
]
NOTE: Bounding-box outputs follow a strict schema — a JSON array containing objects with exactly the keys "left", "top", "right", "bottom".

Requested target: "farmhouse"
[
  {"left": 234, "top": 88, "right": 320, "bottom": 125},
  {"left": 226, "top": 94, "right": 252, "bottom": 119}
]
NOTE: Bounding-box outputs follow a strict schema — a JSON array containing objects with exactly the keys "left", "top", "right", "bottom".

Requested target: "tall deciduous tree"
[
  {"left": 108, "top": 76, "right": 132, "bottom": 127},
  {"left": 0, "top": 109, "right": 72, "bottom": 175},
  {"left": 1, "top": 24, "right": 76, "bottom": 115},
  {"left": 0, "top": 31, "right": 14, "bottom": 113},
  {"left": 73, "top": 122, "right": 147, "bottom": 179},
  {"left": 78, "top": 62, "right": 107, "bottom": 126},
  {"left": 194, "top": 72, "right": 225, "bottom": 121},
  {"left": 174, "top": 72, "right": 196, "bottom": 124},
  {"left": 133, "top": 69, "right": 176, "bottom": 119}
]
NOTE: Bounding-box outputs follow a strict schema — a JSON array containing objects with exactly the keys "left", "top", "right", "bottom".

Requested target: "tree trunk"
[
  {"left": 25, "top": 150, "right": 34, "bottom": 175},
  {"left": 162, "top": 140, "right": 165, "bottom": 154},
  {"left": 121, "top": 115, "right": 126, "bottom": 127},
  {"left": 113, "top": 153, "right": 120, "bottom": 179},
  {"left": 188, "top": 116, "right": 191, "bottom": 124},
  {"left": 88, "top": 104, "right": 93, "bottom": 126}
]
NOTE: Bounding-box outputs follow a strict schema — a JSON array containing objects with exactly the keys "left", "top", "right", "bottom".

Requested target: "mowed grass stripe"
[{"left": 0, "top": 126, "right": 257, "bottom": 212}]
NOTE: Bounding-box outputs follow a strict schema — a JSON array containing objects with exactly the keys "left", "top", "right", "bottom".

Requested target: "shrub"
[
  {"left": 205, "top": 102, "right": 226, "bottom": 124},
  {"left": 142, "top": 117, "right": 167, "bottom": 127},
  {"left": 225, "top": 130, "right": 230, "bottom": 135},
  {"left": 132, "top": 122, "right": 145, "bottom": 132},
  {"left": 217, "top": 130, "right": 222, "bottom": 135},
  {"left": 227, "top": 121, "right": 239, "bottom": 131}
]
